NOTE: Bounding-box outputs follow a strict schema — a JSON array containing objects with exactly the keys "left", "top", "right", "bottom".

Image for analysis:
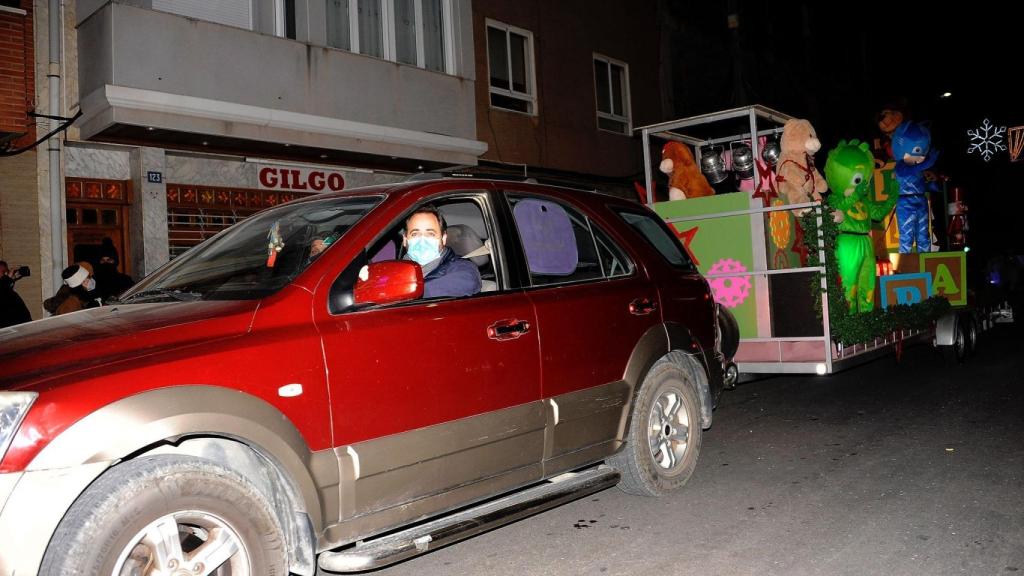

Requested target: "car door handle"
[
  {"left": 629, "top": 298, "right": 658, "bottom": 316},
  {"left": 487, "top": 319, "right": 531, "bottom": 341}
]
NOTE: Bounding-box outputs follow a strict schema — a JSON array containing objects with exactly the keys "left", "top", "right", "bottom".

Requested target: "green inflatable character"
[{"left": 825, "top": 140, "right": 897, "bottom": 313}]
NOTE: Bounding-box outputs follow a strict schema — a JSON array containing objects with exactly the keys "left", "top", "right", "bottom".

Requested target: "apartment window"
[
  {"left": 358, "top": 0, "right": 384, "bottom": 58},
  {"left": 486, "top": 20, "right": 535, "bottom": 115},
  {"left": 326, "top": 0, "right": 352, "bottom": 49},
  {"left": 152, "top": 0, "right": 253, "bottom": 30},
  {"left": 326, "top": 0, "right": 453, "bottom": 73},
  {"left": 594, "top": 54, "right": 630, "bottom": 134},
  {"left": 275, "top": 0, "right": 297, "bottom": 39}
]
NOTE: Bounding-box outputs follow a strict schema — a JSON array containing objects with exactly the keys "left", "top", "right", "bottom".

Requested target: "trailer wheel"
[
  {"left": 718, "top": 306, "right": 740, "bottom": 361},
  {"left": 964, "top": 315, "right": 979, "bottom": 356},
  {"left": 943, "top": 321, "right": 968, "bottom": 364}
]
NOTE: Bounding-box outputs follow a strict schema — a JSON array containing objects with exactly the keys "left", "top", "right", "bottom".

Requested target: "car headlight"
[{"left": 0, "top": 392, "right": 37, "bottom": 462}]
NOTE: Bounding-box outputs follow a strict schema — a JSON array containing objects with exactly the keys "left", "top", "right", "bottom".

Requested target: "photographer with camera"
[{"left": 0, "top": 260, "right": 31, "bottom": 328}]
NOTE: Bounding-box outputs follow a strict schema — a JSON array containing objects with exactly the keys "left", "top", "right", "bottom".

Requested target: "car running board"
[{"left": 318, "top": 466, "right": 621, "bottom": 572}]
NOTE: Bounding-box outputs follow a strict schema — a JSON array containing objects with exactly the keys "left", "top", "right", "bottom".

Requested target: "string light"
[{"left": 1007, "top": 126, "right": 1024, "bottom": 162}]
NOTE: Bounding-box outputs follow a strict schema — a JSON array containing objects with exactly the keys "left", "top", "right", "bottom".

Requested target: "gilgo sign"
[{"left": 258, "top": 166, "right": 345, "bottom": 192}]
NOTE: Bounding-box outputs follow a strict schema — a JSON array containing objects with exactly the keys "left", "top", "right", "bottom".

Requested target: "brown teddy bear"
[
  {"left": 660, "top": 141, "right": 715, "bottom": 200},
  {"left": 776, "top": 119, "right": 828, "bottom": 209}
]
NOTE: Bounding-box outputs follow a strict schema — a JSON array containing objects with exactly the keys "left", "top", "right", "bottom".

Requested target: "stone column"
[{"left": 129, "top": 146, "right": 169, "bottom": 277}]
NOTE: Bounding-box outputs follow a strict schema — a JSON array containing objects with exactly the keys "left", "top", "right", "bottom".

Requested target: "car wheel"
[
  {"left": 39, "top": 455, "right": 288, "bottom": 576},
  {"left": 609, "top": 356, "right": 703, "bottom": 497}
]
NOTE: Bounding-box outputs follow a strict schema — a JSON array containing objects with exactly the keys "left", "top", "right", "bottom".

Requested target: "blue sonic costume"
[{"left": 892, "top": 121, "right": 939, "bottom": 253}]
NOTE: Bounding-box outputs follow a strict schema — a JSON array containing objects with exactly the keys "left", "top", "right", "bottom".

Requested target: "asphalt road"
[{"left": 371, "top": 323, "right": 1024, "bottom": 576}]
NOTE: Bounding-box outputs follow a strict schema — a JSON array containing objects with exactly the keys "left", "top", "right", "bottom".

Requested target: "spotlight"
[{"left": 700, "top": 147, "right": 728, "bottom": 184}]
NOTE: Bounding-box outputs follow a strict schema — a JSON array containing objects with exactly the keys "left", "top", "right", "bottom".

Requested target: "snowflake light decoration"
[{"left": 967, "top": 118, "right": 1006, "bottom": 162}]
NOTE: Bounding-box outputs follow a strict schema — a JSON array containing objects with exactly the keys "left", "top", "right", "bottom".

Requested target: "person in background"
[
  {"left": 0, "top": 260, "right": 31, "bottom": 327},
  {"left": 44, "top": 262, "right": 102, "bottom": 315},
  {"left": 94, "top": 237, "right": 135, "bottom": 301}
]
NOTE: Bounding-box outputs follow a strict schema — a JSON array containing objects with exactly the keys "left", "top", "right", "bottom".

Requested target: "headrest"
[{"left": 446, "top": 224, "right": 489, "bottom": 266}]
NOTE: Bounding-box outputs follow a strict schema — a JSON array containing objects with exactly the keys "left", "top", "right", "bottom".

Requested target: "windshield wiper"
[{"left": 117, "top": 288, "right": 203, "bottom": 303}]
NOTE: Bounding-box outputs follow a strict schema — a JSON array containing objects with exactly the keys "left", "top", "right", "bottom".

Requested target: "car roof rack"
[
  {"left": 403, "top": 171, "right": 601, "bottom": 194},
  {"left": 403, "top": 171, "right": 534, "bottom": 183}
]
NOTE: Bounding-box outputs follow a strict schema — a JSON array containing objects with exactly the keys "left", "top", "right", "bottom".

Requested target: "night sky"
[{"left": 661, "top": 1, "right": 1022, "bottom": 259}]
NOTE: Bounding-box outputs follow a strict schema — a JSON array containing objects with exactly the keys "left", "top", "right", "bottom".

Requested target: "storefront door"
[{"left": 65, "top": 178, "right": 132, "bottom": 275}]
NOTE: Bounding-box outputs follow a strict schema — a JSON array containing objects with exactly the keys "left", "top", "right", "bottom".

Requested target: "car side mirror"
[{"left": 353, "top": 260, "right": 423, "bottom": 306}]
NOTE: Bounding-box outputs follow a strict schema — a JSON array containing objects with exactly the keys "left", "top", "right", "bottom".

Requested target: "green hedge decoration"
[{"left": 799, "top": 206, "right": 950, "bottom": 346}]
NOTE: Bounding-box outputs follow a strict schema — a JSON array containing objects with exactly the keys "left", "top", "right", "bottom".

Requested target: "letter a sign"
[{"left": 920, "top": 252, "right": 967, "bottom": 306}]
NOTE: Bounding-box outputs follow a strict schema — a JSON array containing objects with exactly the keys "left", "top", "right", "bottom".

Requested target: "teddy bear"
[
  {"left": 659, "top": 141, "right": 715, "bottom": 200},
  {"left": 776, "top": 118, "right": 828, "bottom": 210},
  {"left": 875, "top": 106, "right": 905, "bottom": 160}
]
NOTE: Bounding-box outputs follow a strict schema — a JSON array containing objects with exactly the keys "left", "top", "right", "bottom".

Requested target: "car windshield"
[{"left": 121, "top": 195, "right": 383, "bottom": 301}]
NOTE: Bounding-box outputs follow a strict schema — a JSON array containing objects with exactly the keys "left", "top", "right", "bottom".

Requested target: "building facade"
[
  {"left": 0, "top": 0, "right": 665, "bottom": 318},
  {"left": 470, "top": 0, "right": 663, "bottom": 193},
  {"left": 0, "top": 0, "right": 43, "bottom": 314}
]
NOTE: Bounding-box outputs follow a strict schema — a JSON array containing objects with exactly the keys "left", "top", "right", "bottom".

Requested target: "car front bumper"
[{"left": 0, "top": 462, "right": 110, "bottom": 576}]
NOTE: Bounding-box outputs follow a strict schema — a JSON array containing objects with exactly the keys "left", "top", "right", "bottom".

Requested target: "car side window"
[
  {"left": 616, "top": 209, "right": 696, "bottom": 270},
  {"left": 508, "top": 195, "right": 633, "bottom": 287},
  {"left": 364, "top": 194, "right": 499, "bottom": 296},
  {"left": 593, "top": 223, "right": 633, "bottom": 279}
]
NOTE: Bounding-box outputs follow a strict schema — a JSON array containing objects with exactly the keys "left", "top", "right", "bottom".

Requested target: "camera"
[{"left": 15, "top": 266, "right": 29, "bottom": 278}]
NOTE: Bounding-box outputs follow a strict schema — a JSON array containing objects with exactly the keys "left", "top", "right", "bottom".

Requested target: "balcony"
[{"left": 76, "top": 1, "right": 486, "bottom": 168}]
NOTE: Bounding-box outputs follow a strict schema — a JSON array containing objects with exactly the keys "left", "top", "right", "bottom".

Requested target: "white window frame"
[
  {"left": 274, "top": 0, "right": 293, "bottom": 38},
  {"left": 485, "top": 18, "right": 537, "bottom": 116},
  {"left": 331, "top": 0, "right": 454, "bottom": 74},
  {"left": 593, "top": 53, "right": 631, "bottom": 135}
]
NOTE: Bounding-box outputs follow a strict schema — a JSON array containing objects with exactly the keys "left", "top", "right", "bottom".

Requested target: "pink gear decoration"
[{"left": 707, "top": 258, "right": 752, "bottom": 308}]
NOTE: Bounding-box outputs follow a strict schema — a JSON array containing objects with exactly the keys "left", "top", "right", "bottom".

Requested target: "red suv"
[{"left": 0, "top": 178, "right": 726, "bottom": 575}]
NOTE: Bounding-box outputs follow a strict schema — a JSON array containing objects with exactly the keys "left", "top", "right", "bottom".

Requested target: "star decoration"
[
  {"left": 791, "top": 219, "right": 809, "bottom": 266},
  {"left": 672, "top": 225, "right": 700, "bottom": 266},
  {"left": 751, "top": 161, "right": 779, "bottom": 208}
]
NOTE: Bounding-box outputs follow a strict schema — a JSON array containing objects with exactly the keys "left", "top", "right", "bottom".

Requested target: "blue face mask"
[{"left": 406, "top": 236, "right": 441, "bottom": 266}]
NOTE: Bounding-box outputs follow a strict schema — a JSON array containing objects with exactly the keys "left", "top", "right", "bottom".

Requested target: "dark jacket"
[
  {"left": 422, "top": 248, "right": 481, "bottom": 298},
  {"left": 0, "top": 277, "right": 31, "bottom": 328},
  {"left": 94, "top": 264, "right": 135, "bottom": 301}
]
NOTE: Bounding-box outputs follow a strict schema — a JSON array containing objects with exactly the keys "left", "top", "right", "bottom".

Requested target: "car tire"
[
  {"left": 39, "top": 455, "right": 288, "bottom": 576},
  {"left": 609, "top": 356, "right": 703, "bottom": 497}
]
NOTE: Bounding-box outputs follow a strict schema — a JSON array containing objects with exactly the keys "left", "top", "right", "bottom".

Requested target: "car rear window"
[
  {"left": 616, "top": 209, "right": 695, "bottom": 270},
  {"left": 509, "top": 195, "right": 633, "bottom": 286}
]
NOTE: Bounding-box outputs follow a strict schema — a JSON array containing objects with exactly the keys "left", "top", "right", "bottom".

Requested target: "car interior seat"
[{"left": 445, "top": 224, "right": 496, "bottom": 292}]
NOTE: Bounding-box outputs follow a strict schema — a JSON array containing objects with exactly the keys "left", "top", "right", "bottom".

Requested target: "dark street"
[{"left": 378, "top": 324, "right": 1024, "bottom": 576}]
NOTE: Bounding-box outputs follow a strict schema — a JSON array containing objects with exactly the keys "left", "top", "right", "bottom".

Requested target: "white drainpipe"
[{"left": 47, "top": 0, "right": 64, "bottom": 291}]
